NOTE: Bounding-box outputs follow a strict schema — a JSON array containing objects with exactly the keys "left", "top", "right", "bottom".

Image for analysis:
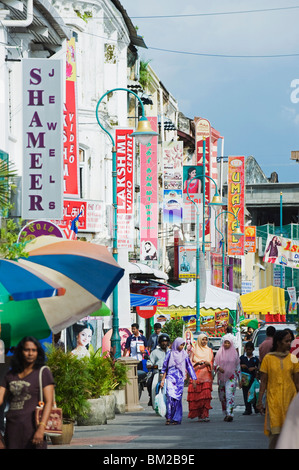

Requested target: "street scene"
[{"left": 0, "top": 0, "right": 299, "bottom": 452}]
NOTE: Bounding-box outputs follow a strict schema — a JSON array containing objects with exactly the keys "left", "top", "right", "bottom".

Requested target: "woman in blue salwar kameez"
[{"left": 160, "top": 337, "right": 197, "bottom": 425}]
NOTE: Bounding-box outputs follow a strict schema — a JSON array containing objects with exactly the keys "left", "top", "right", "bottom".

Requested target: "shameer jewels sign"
[{"left": 22, "top": 59, "right": 63, "bottom": 219}]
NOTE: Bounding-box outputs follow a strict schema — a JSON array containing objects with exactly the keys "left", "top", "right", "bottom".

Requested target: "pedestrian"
[
  {"left": 276, "top": 392, "right": 299, "bottom": 449},
  {"left": 240, "top": 341, "right": 259, "bottom": 415},
  {"left": 146, "top": 333, "right": 170, "bottom": 406},
  {"left": 258, "top": 326, "right": 276, "bottom": 364},
  {"left": 160, "top": 337, "right": 197, "bottom": 425},
  {"left": 187, "top": 333, "right": 213, "bottom": 422},
  {"left": 244, "top": 327, "right": 254, "bottom": 341},
  {"left": 214, "top": 334, "right": 241, "bottom": 422},
  {"left": 256, "top": 329, "right": 299, "bottom": 449},
  {"left": 0, "top": 336, "right": 54, "bottom": 449},
  {"left": 147, "top": 323, "right": 162, "bottom": 353},
  {"left": 123, "top": 323, "right": 148, "bottom": 370}
]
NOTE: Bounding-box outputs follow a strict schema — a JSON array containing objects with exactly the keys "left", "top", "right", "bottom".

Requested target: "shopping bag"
[
  {"left": 35, "top": 366, "right": 63, "bottom": 437},
  {"left": 154, "top": 383, "right": 167, "bottom": 417},
  {"left": 241, "top": 372, "right": 251, "bottom": 387},
  {"left": 248, "top": 378, "right": 260, "bottom": 403}
]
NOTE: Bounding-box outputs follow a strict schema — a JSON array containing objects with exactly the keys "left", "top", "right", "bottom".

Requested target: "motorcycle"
[{"left": 137, "top": 369, "right": 148, "bottom": 399}]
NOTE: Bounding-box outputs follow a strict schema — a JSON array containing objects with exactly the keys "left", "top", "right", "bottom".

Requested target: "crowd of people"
[
  {"left": 129, "top": 322, "right": 299, "bottom": 449},
  {"left": 1, "top": 322, "right": 299, "bottom": 449}
]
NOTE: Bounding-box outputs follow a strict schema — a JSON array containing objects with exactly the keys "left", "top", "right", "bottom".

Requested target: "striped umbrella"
[{"left": 0, "top": 237, "right": 124, "bottom": 348}]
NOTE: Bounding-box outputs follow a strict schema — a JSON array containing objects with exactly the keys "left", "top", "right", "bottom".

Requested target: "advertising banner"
[
  {"left": 195, "top": 118, "right": 211, "bottom": 249},
  {"left": 263, "top": 234, "right": 299, "bottom": 269},
  {"left": 155, "top": 307, "right": 229, "bottom": 334},
  {"left": 140, "top": 117, "right": 158, "bottom": 261},
  {"left": 51, "top": 199, "right": 104, "bottom": 236},
  {"left": 22, "top": 58, "right": 63, "bottom": 219},
  {"left": 227, "top": 156, "right": 245, "bottom": 256},
  {"left": 183, "top": 165, "right": 203, "bottom": 224},
  {"left": 64, "top": 38, "right": 80, "bottom": 197},
  {"left": 178, "top": 245, "right": 196, "bottom": 278},
  {"left": 18, "top": 220, "right": 64, "bottom": 241},
  {"left": 244, "top": 226, "right": 256, "bottom": 253},
  {"left": 162, "top": 141, "right": 183, "bottom": 224},
  {"left": 115, "top": 128, "right": 134, "bottom": 250}
]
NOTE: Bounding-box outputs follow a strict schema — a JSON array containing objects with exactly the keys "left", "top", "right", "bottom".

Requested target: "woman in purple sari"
[{"left": 160, "top": 337, "right": 197, "bottom": 425}]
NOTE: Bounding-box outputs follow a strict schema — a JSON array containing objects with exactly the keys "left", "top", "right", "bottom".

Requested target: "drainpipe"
[{"left": 1, "top": 0, "right": 33, "bottom": 27}]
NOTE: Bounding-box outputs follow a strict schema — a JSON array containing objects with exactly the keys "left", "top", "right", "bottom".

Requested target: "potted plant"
[
  {"left": 111, "top": 359, "right": 129, "bottom": 414},
  {"left": 45, "top": 346, "right": 91, "bottom": 444},
  {"left": 77, "top": 350, "right": 117, "bottom": 425}
]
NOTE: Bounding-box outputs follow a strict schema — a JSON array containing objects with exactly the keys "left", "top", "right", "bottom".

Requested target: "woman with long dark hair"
[
  {"left": 0, "top": 336, "right": 54, "bottom": 449},
  {"left": 256, "top": 329, "right": 299, "bottom": 449}
]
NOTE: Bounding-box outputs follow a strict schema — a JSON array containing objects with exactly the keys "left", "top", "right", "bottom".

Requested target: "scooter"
[{"left": 137, "top": 370, "right": 148, "bottom": 399}]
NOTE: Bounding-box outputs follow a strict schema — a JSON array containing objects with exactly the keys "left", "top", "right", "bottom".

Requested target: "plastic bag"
[
  {"left": 154, "top": 383, "right": 167, "bottom": 417},
  {"left": 241, "top": 372, "right": 251, "bottom": 387},
  {"left": 248, "top": 378, "right": 260, "bottom": 403}
]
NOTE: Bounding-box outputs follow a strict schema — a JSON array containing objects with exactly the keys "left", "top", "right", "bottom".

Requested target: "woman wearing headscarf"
[
  {"left": 214, "top": 334, "right": 241, "bottom": 422},
  {"left": 187, "top": 333, "right": 214, "bottom": 422},
  {"left": 160, "top": 338, "right": 197, "bottom": 425}
]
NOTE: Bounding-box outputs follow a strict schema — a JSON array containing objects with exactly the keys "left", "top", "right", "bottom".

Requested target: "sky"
[{"left": 120, "top": 0, "right": 299, "bottom": 183}]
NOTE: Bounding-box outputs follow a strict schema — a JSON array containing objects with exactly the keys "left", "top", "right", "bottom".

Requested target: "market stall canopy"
[
  {"left": 168, "top": 281, "right": 240, "bottom": 310},
  {"left": 240, "top": 286, "right": 286, "bottom": 316}
]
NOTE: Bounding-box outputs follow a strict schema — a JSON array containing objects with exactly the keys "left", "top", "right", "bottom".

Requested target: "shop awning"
[
  {"left": 123, "top": 262, "right": 169, "bottom": 281},
  {"left": 240, "top": 286, "right": 286, "bottom": 316},
  {"left": 130, "top": 293, "right": 158, "bottom": 307}
]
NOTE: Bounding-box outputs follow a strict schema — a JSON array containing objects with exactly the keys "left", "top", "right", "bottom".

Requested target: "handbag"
[{"left": 35, "top": 366, "right": 63, "bottom": 437}]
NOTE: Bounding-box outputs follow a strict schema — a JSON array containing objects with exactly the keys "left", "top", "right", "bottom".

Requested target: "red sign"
[
  {"left": 63, "top": 81, "right": 79, "bottom": 196},
  {"left": 136, "top": 306, "right": 157, "bottom": 319}
]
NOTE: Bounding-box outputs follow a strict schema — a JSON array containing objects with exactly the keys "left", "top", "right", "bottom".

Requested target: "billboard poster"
[
  {"left": 140, "top": 117, "right": 158, "bottom": 261},
  {"left": 22, "top": 58, "right": 63, "bottom": 219},
  {"left": 183, "top": 165, "right": 203, "bottom": 224},
  {"left": 263, "top": 234, "right": 299, "bottom": 269},
  {"left": 64, "top": 38, "right": 80, "bottom": 197},
  {"left": 244, "top": 226, "right": 256, "bottom": 253},
  {"left": 51, "top": 199, "right": 104, "bottom": 236},
  {"left": 227, "top": 156, "right": 245, "bottom": 256},
  {"left": 162, "top": 142, "right": 183, "bottom": 224},
  {"left": 115, "top": 128, "right": 134, "bottom": 250},
  {"left": 178, "top": 245, "right": 196, "bottom": 278},
  {"left": 163, "top": 189, "right": 183, "bottom": 224}
]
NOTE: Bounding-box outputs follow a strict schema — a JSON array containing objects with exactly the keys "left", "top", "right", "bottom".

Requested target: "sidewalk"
[{"left": 49, "top": 379, "right": 268, "bottom": 450}]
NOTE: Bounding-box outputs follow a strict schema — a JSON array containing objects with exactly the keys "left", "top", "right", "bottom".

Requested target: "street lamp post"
[
  {"left": 187, "top": 174, "right": 223, "bottom": 334},
  {"left": 214, "top": 210, "right": 244, "bottom": 289},
  {"left": 96, "top": 88, "right": 158, "bottom": 359}
]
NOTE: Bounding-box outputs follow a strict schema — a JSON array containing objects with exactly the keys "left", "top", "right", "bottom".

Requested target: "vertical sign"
[
  {"left": 183, "top": 165, "right": 203, "bottom": 224},
  {"left": 162, "top": 141, "right": 183, "bottom": 224},
  {"left": 140, "top": 117, "right": 158, "bottom": 261},
  {"left": 195, "top": 118, "right": 211, "bottom": 247},
  {"left": 227, "top": 156, "right": 245, "bottom": 255},
  {"left": 64, "top": 38, "right": 80, "bottom": 197},
  {"left": 244, "top": 226, "right": 256, "bottom": 253},
  {"left": 22, "top": 58, "right": 63, "bottom": 219},
  {"left": 115, "top": 128, "right": 134, "bottom": 250}
]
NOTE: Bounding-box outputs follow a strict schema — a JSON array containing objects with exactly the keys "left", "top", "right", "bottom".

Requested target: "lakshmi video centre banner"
[
  {"left": 140, "top": 117, "right": 158, "bottom": 261},
  {"left": 162, "top": 141, "right": 183, "bottom": 224},
  {"left": 195, "top": 118, "right": 211, "bottom": 248},
  {"left": 263, "top": 234, "right": 299, "bottom": 269},
  {"left": 116, "top": 128, "right": 134, "bottom": 250},
  {"left": 22, "top": 58, "right": 63, "bottom": 219},
  {"left": 64, "top": 38, "right": 80, "bottom": 197},
  {"left": 227, "top": 156, "right": 245, "bottom": 256}
]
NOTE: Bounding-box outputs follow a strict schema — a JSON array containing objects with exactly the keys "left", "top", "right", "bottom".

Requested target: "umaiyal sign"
[
  {"left": 140, "top": 117, "right": 158, "bottom": 261},
  {"left": 115, "top": 128, "right": 134, "bottom": 250},
  {"left": 227, "top": 156, "right": 245, "bottom": 256},
  {"left": 22, "top": 59, "right": 63, "bottom": 219},
  {"left": 264, "top": 234, "right": 299, "bottom": 269}
]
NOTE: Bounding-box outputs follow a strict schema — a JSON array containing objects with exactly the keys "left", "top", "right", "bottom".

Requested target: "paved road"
[{"left": 49, "top": 378, "right": 268, "bottom": 452}]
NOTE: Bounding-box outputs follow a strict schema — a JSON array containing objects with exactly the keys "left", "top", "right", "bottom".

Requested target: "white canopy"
[{"left": 168, "top": 281, "right": 240, "bottom": 310}]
